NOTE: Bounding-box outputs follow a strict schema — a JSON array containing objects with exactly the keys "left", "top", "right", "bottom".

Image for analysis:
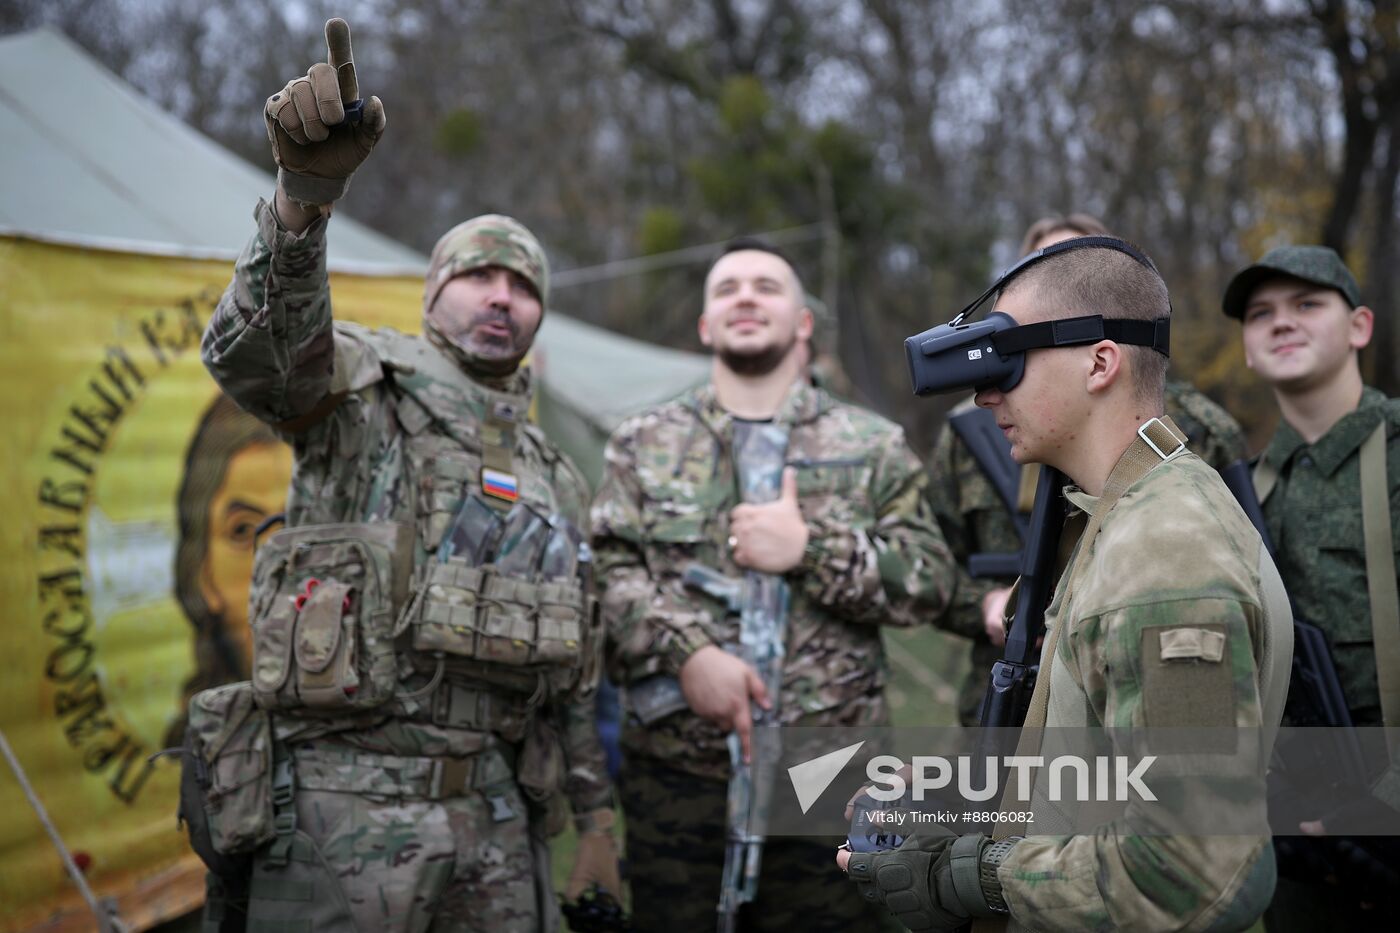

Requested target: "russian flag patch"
[{"left": 481, "top": 467, "right": 519, "bottom": 503}]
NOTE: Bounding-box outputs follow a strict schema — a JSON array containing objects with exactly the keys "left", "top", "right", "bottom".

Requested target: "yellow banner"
[{"left": 0, "top": 235, "right": 422, "bottom": 931}]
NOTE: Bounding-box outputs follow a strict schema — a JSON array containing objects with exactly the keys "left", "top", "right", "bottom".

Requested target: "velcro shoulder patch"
[
  {"left": 1141, "top": 621, "right": 1235, "bottom": 731},
  {"left": 1158, "top": 627, "right": 1226, "bottom": 663}
]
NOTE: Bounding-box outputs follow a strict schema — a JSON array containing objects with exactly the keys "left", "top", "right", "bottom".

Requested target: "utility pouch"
[
  {"left": 518, "top": 714, "right": 565, "bottom": 804},
  {"left": 249, "top": 521, "right": 412, "bottom": 712},
  {"left": 533, "top": 580, "right": 585, "bottom": 663},
  {"left": 413, "top": 560, "right": 488, "bottom": 657},
  {"left": 413, "top": 565, "right": 587, "bottom": 669},
  {"left": 187, "top": 682, "right": 275, "bottom": 856},
  {"left": 519, "top": 716, "right": 569, "bottom": 837},
  {"left": 478, "top": 574, "right": 539, "bottom": 666}
]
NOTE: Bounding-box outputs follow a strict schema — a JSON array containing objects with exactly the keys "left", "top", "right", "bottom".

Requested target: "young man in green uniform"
[{"left": 1223, "top": 245, "right": 1400, "bottom": 924}]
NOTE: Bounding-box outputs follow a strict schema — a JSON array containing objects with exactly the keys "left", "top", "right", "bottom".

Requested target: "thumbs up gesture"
[
  {"left": 728, "top": 467, "right": 810, "bottom": 573},
  {"left": 265, "top": 18, "right": 386, "bottom": 207}
]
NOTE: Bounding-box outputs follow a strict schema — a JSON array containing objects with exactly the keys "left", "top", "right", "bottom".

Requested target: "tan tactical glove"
[
  {"left": 265, "top": 18, "right": 386, "bottom": 207},
  {"left": 565, "top": 808, "right": 623, "bottom": 901}
]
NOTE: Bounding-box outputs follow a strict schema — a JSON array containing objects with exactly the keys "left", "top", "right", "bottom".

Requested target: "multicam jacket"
[
  {"left": 1258, "top": 386, "right": 1400, "bottom": 726},
  {"left": 590, "top": 379, "right": 957, "bottom": 780},
  {"left": 199, "top": 200, "right": 611, "bottom": 814},
  {"left": 929, "top": 380, "right": 1249, "bottom": 725},
  {"left": 1000, "top": 447, "right": 1292, "bottom": 932}
]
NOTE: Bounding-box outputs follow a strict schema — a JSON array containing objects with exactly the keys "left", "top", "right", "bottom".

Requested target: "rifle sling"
[
  {"left": 990, "top": 417, "right": 1186, "bottom": 843},
  {"left": 1360, "top": 422, "right": 1400, "bottom": 741},
  {"left": 1015, "top": 466, "right": 1039, "bottom": 515},
  {"left": 1252, "top": 456, "right": 1279, "bottom": 505}
]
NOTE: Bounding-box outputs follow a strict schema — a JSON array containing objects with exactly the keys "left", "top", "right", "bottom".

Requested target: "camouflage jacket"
[
  {"left": 1000, "top": 446, "right": 1292, "bottom": 932},
  {"left": 199, "top": 200, "right": 611, "bottom": 813},
  {"left": 590, "top": 380, "right": 957, "bottom": 780},
  {"left": 1259, "top": 386, "right": 1400, "bottom": 725},
  {"left": 928, "top": 381, "right": 1248, "bottom": 725}
]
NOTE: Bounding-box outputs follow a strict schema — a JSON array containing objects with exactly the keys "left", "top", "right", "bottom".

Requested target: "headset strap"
[{"left": 992, "top": 314, "right": 1170, "bottom": 358}]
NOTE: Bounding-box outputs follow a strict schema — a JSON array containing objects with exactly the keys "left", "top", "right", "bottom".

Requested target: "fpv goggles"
[{"left": 904, "top": 235, "right": 1171, "bottom": 396}]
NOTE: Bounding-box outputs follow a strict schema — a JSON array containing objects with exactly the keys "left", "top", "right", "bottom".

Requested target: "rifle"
[
  {"left": 978, "top": 464, "right": 1069, "bottom": 730},
  {"left": 1218, "top": 461, "right": 1366, "bottom": 775},
  {"left": 714, "top": 421, "right": 792, "bottom": 933},
  {"left": 945, "top": 405, "right": 1071, "bottom": 725},
  {"left": 948, "top": 407, "right": 1030, "bottom": 580},
  {"left": 847, "top": 463, "right": 1067, "bottom": 852}
]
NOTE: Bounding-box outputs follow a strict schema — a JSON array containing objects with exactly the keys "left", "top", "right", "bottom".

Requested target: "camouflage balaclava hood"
[{"left": 422, "top": 214, "right": 550, "bottom": 382}]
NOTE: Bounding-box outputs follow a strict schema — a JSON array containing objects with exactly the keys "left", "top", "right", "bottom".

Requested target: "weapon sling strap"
[
  {"left": 1252, "top": 456, "right": 1279, "bottom": 505},
  {"left": 990, "top": 417, "right": 1186, "bottom": 843},
  {"left": 264, "top": 733, "right": 297, "bottom": 868},
  {"left": 1360, "top": 421, "right": 1400, "bottom": 740},
  {"left": 1015, "top": 466, "right": 1039, "bottom": 515}
]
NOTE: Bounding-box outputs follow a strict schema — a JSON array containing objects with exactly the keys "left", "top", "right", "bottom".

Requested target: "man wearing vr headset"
[
  {"left": 928, "top": 214, "right": 1248, "bottom": 727},
  {"left": 840, "top": 238, "right": 1292, "bottom": 931}
]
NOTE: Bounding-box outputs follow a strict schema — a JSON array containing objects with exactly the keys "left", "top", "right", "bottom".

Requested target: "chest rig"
[
  {"left": 245, "top": 330, "right": 591, "bottom": 734},
  {"left": 385, "top": 334, "right": 591, "bottom": 708}
]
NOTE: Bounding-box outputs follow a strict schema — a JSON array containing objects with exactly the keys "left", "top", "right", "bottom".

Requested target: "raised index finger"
[{"left": 325, "top": 18, "right": 358, "bottom": 103}]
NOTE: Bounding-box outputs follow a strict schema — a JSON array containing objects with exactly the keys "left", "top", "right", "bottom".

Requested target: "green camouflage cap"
[
  {"left": 1221, "top": 245, "right": 1361, "bottom": 319},
  {"left": 424, "top": 214, "right": 550, "bottom": 314}
]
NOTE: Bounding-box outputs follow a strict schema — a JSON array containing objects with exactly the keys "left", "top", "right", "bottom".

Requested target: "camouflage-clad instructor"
[
  {"left": 840, "top": 239, "right": 1292, "bottom": 931},
  {"left": 184, "top": 19, "right": 619, "bottom": 932},
  {"left": 931, "top": 213, "right": 1248, "bottom": 726},
  {"left": 590, "top": 239, "right": 958, "bottom": 930}
]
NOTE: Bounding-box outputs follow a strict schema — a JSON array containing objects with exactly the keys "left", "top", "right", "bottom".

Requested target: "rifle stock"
[
  {"left": 948, "top": 408, "right": 1030, "bottom": 541},
  {"left": 949, "top": 408, "right": 1029, "bottom": 580}
]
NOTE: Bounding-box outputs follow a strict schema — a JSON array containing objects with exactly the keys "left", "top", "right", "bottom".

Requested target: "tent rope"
[{"left": 0, "top": 729, "right": 129, "bottom": 933}]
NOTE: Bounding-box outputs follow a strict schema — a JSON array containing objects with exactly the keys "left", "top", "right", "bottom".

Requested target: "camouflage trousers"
[
  {"left": 246, "top": 742, "right": 557, "bottom": 932},
  {"left": 621, "top": 753, "right": 885, "bottom": 932}
]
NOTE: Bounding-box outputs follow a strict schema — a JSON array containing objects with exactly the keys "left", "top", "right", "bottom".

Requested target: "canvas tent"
[
  {"left": 0, "top": 27, "right": 709, "bottom": 477},
  {"left": 0, "top": 27, "right": 705, "bottom": 932}
]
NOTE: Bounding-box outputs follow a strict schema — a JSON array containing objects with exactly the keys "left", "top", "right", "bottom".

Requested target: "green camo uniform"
[
  {"left": 1258, "top": 387, "right": 1400, "bottom": 726},
  {"left": 590, "top": 379, "right": 957, "bottom": 929},
  {"left": 929, "top": 381, "right": 1248, "bottom": 726},
  {"left": 997, "top": 446, "right": 1292, "bottom": 931},
  {"left": 198, "top": 201, "right": 610, "bottom": 932},
  {"left": 1258, "top": 388, "right": 1400, "bottom": 929}
]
